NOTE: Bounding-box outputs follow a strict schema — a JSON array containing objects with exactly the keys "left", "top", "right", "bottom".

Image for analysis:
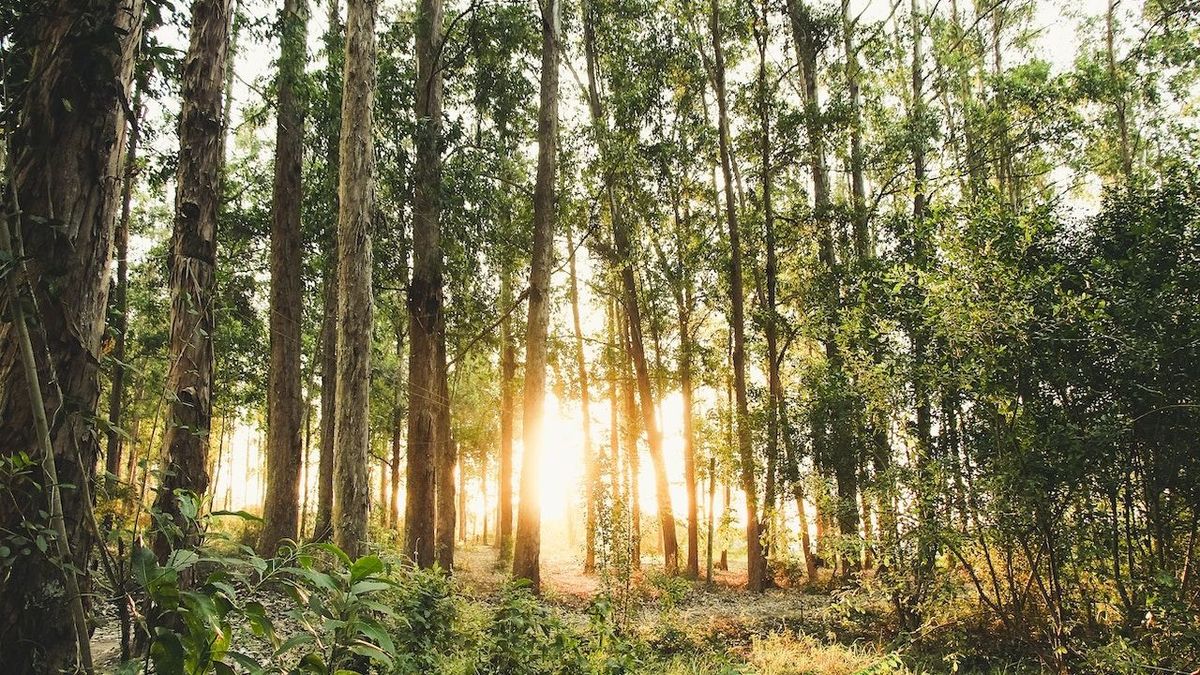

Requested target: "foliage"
[{"left": 476, "top": 581, "right": 586, "bottom": 675}]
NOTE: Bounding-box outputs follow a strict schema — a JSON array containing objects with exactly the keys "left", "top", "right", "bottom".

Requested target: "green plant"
[
  {"left": 477, "top": 580, "right": 585, "bottom": 675},
  {"left": 132, "top": 498, "right": 401, "bottom": 674},
  {"left": 386, "top": 562, "right": 461, "bottom": 674}
]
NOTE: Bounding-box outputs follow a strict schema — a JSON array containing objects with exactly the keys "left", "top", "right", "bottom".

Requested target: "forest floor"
[
  {"left": 454, "top": 543, "right": 839, "bottom": 637},
  {"left": 88, "top": 543, "right": 941, "bottom": 673}
]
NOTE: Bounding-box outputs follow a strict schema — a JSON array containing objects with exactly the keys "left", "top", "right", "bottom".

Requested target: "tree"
[
  {"left": 0, "top": 3, "right": 142, "bottom": 666},
  {"left": 582, "top": 0, "right": 679, "bottom": 575},
  {"left": 406, "top": 0, "right": 446, "bottom": 569},
  {"left": 105, "top": 87, "right": 143, "bottom": 490},
  {"left": 332, "top": 0, "right": 377, "bottom": 559},
  {"left": 498, "top": 271, "right": 517, "bottom": 560},
  {"left": 312, "top": 0, "right": 343, "bottom": 543},
  {"left": 154, "top": 0, "right": 233, "bottom": 560},
  {"left": 512, "top": 0, "right": 560, "bottom": 591},
  {"left": 260, "top": 0, "right": 309, "bottom": 556},
  {"left": 709, "top": 0, "right": 765, "bottom": 592},
  {"left": 566, "top": 220, "right": 598, "bottom": 573}
]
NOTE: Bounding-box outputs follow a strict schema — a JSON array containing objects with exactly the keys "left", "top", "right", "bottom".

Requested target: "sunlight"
[{"left": 528, "top": 391, "right": 700, "bottom": 526}]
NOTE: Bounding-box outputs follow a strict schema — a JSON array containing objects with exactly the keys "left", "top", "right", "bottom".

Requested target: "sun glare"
[{"left": 530, "top": 391, "right": 694, "bottom": 525}]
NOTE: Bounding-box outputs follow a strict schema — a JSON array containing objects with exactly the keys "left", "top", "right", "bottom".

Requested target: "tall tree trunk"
[
  {"left": 260, "top": 0, "right": 309, "bottom": 556},
  {"left": 312, "top": 0, "right": 343, "bottom": 544},
  {"left": 498, "top": 271, "right": 516, "bottom": 558},
  {"left": 908, "top": 0, "right": 937, "bottom": 593},
  {"left": 620, "top": 311, "right": 643, "bottom": 569},
  {"left": 841, "top": 0, "right": 869, "bottom": 257},
  {"left": 711, "top": 0, "right": 765, "bottom": 592},
  {"left": 0, "top": 0, "right": 142, "bottom": 658},
  {"left": 677, "top": 264, "right": 699, "bottom": 579},
  {"left": 1106, "top": 0, "right": 1133, "bottom": 180},
  {"left": 332, "top": 0, "right": 376, "bottom": 559},
  {"left": 435, "top": 338, "right": 455, "bottom": 569},
  {"left": 567, "top": 220, "right": 598, "bottom": 574},
  {"left": 390, "top": 304, "right": 404, "bottom": 530},
  {"left": 405, "top": 0, "right": 445, "bottom": 569},
  {"left": 782, "top": 400, "right": 819, "bottom": 580},
  {"left": 755, "top": 0, "right": 781, "bottom": 580},
  {"left": 582, "top": 0, "right": 678, "bottom": 575},
  {"left": 789, "top": 0, "right": 859, "bottom": 571},
  {"left": 512, "top": 0, "right": 560, "bottom": 591},
  {"left": 154, "top": 0, "right": 232, "bottom": 560},
  {"left": 105, "top": 88, "right": 142, "bottom": 491}
]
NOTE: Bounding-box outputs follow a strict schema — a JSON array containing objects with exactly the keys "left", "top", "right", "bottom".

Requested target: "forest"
[{"left": 0, "top": 0, "right": 1198, "bottom": 672}]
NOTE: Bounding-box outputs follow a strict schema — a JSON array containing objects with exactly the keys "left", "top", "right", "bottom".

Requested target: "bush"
[{"left": 477, "top": 581, "right": 586, "bottom": 675}]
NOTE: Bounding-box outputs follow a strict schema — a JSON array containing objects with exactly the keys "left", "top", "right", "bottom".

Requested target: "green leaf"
[
  {"left": 166, "top": 548, "right": 200, "bottom": 572},
  {"left": 149, "top": 627, "right": 184, "bottom": 674},
  {"left": 349, "top": 555, "right": 383, "bottom": 583},
  {"left": 225, "top": 651, "right": 266, "bottom": 674},
  {"left": 244, "top": 601, "right": 277, "bottom": 647},
  {"left": 348, "top": 641, "right": 394, "bottom": 669},
  {"left": 350, "top": 579, "right": 394, "bottom": 595},
  {"left": 210, "top": 509, "right": 263, "bottom": 521},
  {"left": 313, "top": 542, "right": 351, "bottom": 566},
  {"left": 357, "top": 618, "right": 395, "bottom": 655},
  {"left": 274, "top": 631, "right": 316, "bottom": 655}
]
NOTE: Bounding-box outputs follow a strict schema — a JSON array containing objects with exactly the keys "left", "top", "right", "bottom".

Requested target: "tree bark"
[
  {"left": 435, "top": 338, "right": 456, "bottom": 569},
  {"left": 154, "top": 0, "right": 232, "bottom": 561},
  {"left": 332, "top": 0, "right": 377, "bottom": 559},
  {"left": 260, "top": 0, "right": 309, "bottom": 556},
  {"left": 498, "top": 271, "right": 516, "bottom": 558},
  {"left": 841, "top": 0, "right": 869, "bottom": 258},
  {"left": 405, "top": 0, "right": 445, "bottom": 569},
  {"left": 711, "top": 0, "right": 765, "bottom": 592},
  {"left": 312, "top": 0, "right": 343, "bottom": 543},
  {"left": 1106, "top": 0, "right": 1133, "bottom": 180},
  {"left": 0, "top": 3, "right": 143, "bottom": 649},
  {"left": 390, "top": 304, "right": 405, "bottom": 530},
  {"left": 755, "top": 0, "right": 781, "bottom": 579},
  {"left": 512, "top": 0, "right": 559, "bottom": 591},
  {"left": 105, "top": 87, "right": 142, "bottom": 491}
]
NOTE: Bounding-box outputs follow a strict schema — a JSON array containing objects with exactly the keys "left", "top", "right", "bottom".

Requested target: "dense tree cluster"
[{"left": 1, "top": 0, "right": 1198, "bottom": 671}]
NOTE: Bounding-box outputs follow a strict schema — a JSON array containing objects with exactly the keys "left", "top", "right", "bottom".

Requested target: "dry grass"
[{"left": 744, "top": 632, "right": 904, "bottom": 675}]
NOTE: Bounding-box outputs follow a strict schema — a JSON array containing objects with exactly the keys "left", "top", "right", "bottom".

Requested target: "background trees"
[{"left": 0, "top": 0, "right": 1198, "bottom": 671}]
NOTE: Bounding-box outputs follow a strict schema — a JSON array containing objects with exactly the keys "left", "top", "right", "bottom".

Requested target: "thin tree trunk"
[
  {"left": 788, "top": 0, "right": 859, "bottom": 570},
  {"left": 406, "top": 0, "right": 445, "bottom": 569},
  {"left": 512, "top": 0, "right": 559, "bottom": 591},
  {"left": 841, "top": 0, "right": 869, "bottom": 257},
  {"left": 332, "top": 0, "right": 377, "bottom": 559},
  {"left": 260, "top": 0, "right": 309, "bottom": 556},
  {"left": 435, "top": 338, "right": 455, "bottom": 569},
  {"left": 582, "top": 0, "right": 678, "bottom": 574},
  {"left": 567, "top": 220, "right": 598, "bottom": 574},
  {"left": 312, "top": 0, "right": 342, "bottom": 544},
  {"left": 755, "top": 0, "right": 781, "bottom": 581},
  {"left": 1106, "top": 0, "right": 1132, "bottom": 180},
  {"left": 679, "top": 283, "right": 699, "bottom": 579},
  {"left": 154, "top": 0, "right": 233, "bottom": 561},
  {"left": 711, "top": 0, "right": 765, "bottom": 592},
  {"left": 498, "top": 271, "right": 516, "bottom": 558},
  {"left": 105, "top": 87, "right": 142, "bottom": 492},
  {"left": 620, "top": 313, "right": 643, "bottom": 569},
  {"left": 707, "top": 457, "right": 716, "bottom": 583},
  {"left": 390, "top": 306, "right": 404, "bottom": 530}
]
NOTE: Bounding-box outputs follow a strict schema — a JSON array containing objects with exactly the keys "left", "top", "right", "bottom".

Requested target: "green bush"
[{"left": 476, "top": 580, "right": 586, "bottom": 675}]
